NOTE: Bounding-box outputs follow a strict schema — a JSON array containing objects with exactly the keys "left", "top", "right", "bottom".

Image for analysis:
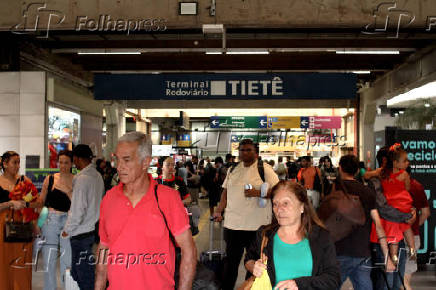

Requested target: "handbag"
[
  {"left": 4, "top": 209, "right": 34, "bottom": 243},
  {"left": 317, "top": 180, "right": 366, "bottom": 242},
  {"left": 237, "top": 233, "right": 271, "bottom": 290}
]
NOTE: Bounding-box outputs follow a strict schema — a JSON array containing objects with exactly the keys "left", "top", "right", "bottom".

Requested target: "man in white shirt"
[
  {"left": 62, "top": 144, "right": 104, "bottom": 290},
  {"left": 213, "top": 139, "right": 279, "bottom": 290}
]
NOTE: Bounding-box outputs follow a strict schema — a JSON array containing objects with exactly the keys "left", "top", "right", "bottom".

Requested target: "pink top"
[{"left": 99, "top": 175, "right": 190, "bottom": 290}]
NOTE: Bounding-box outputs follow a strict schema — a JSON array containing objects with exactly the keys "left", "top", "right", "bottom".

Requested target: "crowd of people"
[{"left": 0, "top": 132, "right": 430, "bottom": 290}]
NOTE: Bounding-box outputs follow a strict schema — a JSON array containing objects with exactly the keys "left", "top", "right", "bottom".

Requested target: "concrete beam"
[
  {"left": 358, "top": 45, "right": 436, "bottom": 161},
  {"left": 126, "top": 99, "right": 356, "bottom": 109},
  {"left": 2, "top": 0, "right": 436, "bottom": 31}
]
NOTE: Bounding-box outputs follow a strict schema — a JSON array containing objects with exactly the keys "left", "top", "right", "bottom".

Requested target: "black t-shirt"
[
  {"left": 334, "top": 180, "right": 376, "bottom": 258},
  {"left": 156, "top": 176, "right": 189, "bottom": 200}
]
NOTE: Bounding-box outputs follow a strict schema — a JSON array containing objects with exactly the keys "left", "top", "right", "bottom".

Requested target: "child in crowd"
[{"left": 370, "top": 143, "right": 416, "bottom": 264}]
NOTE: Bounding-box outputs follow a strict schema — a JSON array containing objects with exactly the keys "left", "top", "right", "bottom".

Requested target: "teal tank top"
[{"left": 273, "top": 232, "right": 313, "bottom": 285}]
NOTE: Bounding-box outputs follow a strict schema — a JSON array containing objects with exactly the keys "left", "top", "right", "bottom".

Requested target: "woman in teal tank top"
[{"left": 244, "top": 180, "right": 340, "bottom": 289}]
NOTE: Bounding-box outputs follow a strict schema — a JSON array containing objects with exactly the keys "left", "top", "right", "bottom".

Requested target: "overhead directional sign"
[
  {"left": 268, "top": 116, "right": 301, "bottom": 129},
  {"left": 210, "top": 116, "right": 268, "bottom": 129},
  {"left": 300, "top": 117, "right": 310, "bottom": 128},
  {"left": 308, "top": 116, "right": 342, "bottom": 129},
  {"left": 231, "top": 134, "right": 277, "bottom": 143},
  {"left": 211, "top": 116, "right": 341, "bottom": 129}
]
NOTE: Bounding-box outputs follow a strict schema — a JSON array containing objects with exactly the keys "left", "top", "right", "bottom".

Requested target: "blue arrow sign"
[
  {"left": 259, "top": 116, "right": 268, "bottom": 128},
  {"left": 300, "top": 117, "right": 310, "bottom": 128},
  {"left": 210, "top": 116, "right": 220, "bottom": 128}
]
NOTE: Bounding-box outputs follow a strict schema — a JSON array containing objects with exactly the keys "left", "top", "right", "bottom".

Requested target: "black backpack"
[{"left": 229, "top": 158, "right": 265, "bottom": 182}]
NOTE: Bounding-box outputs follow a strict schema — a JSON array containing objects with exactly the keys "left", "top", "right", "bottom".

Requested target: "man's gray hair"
[{"left": 118, "top": 131, "right": 152, "bottom": 161}]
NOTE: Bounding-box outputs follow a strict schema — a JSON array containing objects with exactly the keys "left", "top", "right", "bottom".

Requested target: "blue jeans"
[
  {"left": 41, "top": 212, "right": 72, "bottom": 290},
  {"left": 371, "top": 241, "right": 406, "bottom": 290},
  {"left": 70, "top": 234, "right": 95, "bottom": 290},
  {"left": 337, "top": 256, "right": 373, "bottom": 290}
]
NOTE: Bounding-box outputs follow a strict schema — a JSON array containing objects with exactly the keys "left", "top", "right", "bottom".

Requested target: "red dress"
[{"left": 370, "top": 170, "right": 413, "bottom": 244}]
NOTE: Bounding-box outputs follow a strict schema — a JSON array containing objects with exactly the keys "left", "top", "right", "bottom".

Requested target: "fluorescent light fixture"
[
  {"left": 336, "top": 50, "right": 400, "bottom": 55},
  {"left": 205, "top": 50, "right": 223, "bottom": 55},
  {"left": 387, "top": 81, "right": 436, "bottom": 106},
  {"left": 351, "top": 70, "right": 371, "bottom": 74},
  {"left": 225, "top": 50, "right": 269, "bottom": 55},
  {"left": 202, "top": 24, "right": 224, "bottom": 34},
  {"left": 78, "top": 51, "right": 140, "bottom": 55},
  {"left": 425, "top": 103, "right": 431, "bottom": 107},
  {"left": 179, "top": 2, "right": 198, "bottom": 15}
]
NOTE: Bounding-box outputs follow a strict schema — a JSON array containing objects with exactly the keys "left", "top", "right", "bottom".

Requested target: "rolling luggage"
[{"left": 199, "top": 218, "right": 226, "bottom": 283}]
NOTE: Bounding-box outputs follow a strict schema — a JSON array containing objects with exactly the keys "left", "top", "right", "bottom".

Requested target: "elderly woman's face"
[
  {"left": 163, "top": 159, "right": 176, "bottom": 176},
  {"left": 272, "top": 188, "right": 304, "bottom": 227}
]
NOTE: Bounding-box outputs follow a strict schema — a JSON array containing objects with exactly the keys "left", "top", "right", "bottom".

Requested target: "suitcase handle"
[{"left": 209, "top": 217, "right": 225, "bottom": 260}]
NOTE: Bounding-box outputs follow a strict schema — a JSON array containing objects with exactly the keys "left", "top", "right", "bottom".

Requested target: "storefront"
[{"left": 47, "top": 105, "right": 81, "bottom": 167}]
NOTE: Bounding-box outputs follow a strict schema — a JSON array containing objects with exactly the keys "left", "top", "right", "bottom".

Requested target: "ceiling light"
[
  {"left": 78, "top": 51, "right": 141, "bottom": 55},
  {"left": 425, "top": 103, "right": 431, "bottom": 107},
  {"left": 202, "top": 24, "right": 224, "bottom": 34},
  {"left": 225, "top": 50, "right": 269, "bottom": 55},
  {"left": 205, "top": 51, "right": 223, "bottom": 55},
  {"left": 387, "top": 81, "right": 436, "bottom": 106},
  {"left": 336, "top": 50, "right": 400, "bottom": 55},
  {"left": 351, "top": 71, "right": 371, "bottom": 74},
  {"left": 399, "top": 111, "right": 404, "bottom": 114}
]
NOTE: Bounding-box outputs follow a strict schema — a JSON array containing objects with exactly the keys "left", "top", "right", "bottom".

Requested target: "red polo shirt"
[
  {"left": 409, "top": 178, "right": 429, "bottom": 235},
  {"left": 99, "top": 175, "right": 190, "bottom": 290}
]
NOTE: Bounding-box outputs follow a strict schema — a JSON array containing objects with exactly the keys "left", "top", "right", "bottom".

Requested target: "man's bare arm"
[
  {"left": 213, "top": 189, "right": 227, "bottom": 221},
  {"left": 95, "top": 243, "right": 109, "bottom": 290},
  {"left": 174, "top": 229, "right": 197, "bottom": 290},
  {"left": 371, "top": 209, "right": 396, "bottom": 272},
  {"left": 419, "top": 207, "right": 431, "bottom": 226}
]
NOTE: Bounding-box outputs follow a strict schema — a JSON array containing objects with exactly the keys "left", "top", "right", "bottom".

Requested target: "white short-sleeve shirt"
[{"left": 222, "top": 160, "right": 279, "bottom": 231}]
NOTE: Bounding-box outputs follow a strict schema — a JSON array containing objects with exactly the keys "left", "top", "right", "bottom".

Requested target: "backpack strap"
[
  {"left": 257, "top": 158, "right": 265, "bottom": 182},
  {"left": 153, "top": 184, "right": 177, "bottom": 248},
  {"left": 229, "top": 162, "right": 239, "bottom": 174}
]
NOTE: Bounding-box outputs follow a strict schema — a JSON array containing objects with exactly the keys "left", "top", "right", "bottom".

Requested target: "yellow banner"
[{"left": 177, "top": 140, "right": 191, "bottom": 147}]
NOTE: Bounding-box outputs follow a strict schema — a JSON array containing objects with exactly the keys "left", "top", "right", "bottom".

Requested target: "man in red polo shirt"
[{"left": 95, "top": 132, "right": 197, "bottom": 290}]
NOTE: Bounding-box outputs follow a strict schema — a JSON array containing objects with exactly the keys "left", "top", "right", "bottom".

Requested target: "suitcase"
[{"left": 199, "top": 218, "right": 226, "bottom": 282}]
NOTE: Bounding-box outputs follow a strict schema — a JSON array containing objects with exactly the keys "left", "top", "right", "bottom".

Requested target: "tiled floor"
[{"left": 32, "top": 198, "right": 436, "bottom": 289}]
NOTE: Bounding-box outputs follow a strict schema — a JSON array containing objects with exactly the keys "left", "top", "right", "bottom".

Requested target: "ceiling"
[{"left": 18, "top": 28, "right": 436, "bottom": 85}]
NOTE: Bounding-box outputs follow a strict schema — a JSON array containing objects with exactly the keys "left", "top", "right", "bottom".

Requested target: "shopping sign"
[{"left": 210, "top": 116, "right": 268, "bottom": 128}]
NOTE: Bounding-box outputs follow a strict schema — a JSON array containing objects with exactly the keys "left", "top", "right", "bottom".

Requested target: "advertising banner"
[{"left": 386, "top": 129, "right": 436, "bottom": 264}]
